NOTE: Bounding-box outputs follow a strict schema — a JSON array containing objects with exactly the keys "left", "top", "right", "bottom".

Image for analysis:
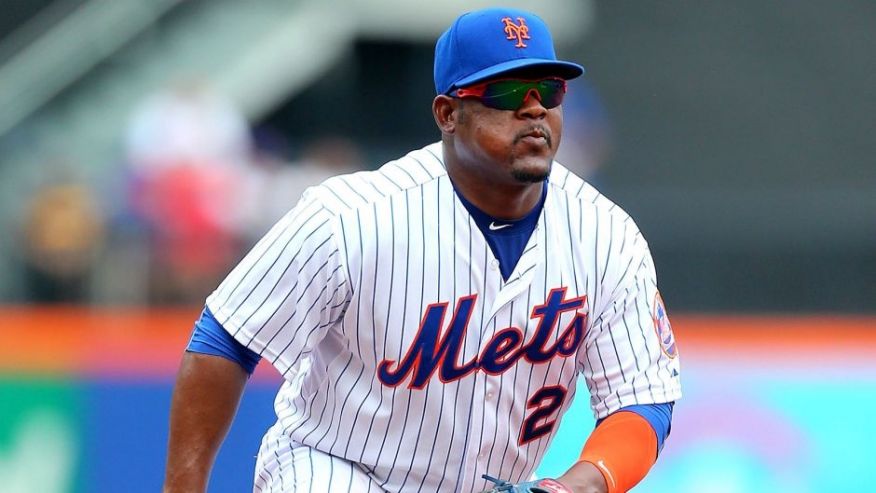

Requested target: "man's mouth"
[{"left": 516, "top": 127, "right": 552, "bottom": 148}]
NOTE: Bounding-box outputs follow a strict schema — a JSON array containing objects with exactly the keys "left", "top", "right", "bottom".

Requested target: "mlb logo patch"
[{"left": 653, "top": 292, "right": 678, "bottom": 358}]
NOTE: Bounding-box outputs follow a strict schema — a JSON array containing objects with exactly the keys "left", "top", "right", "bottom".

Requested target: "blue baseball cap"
[{"left": 434, "top": 8, "right": 584, "bottom": 95}]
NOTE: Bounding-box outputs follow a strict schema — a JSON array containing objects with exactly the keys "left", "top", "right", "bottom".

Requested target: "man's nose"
[{"left": 517, "top": 88, "right": 547, "bottom": 118}]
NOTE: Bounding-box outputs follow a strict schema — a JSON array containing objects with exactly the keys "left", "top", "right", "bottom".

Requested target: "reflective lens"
[{"left": 454, "top": 78, "right": 567, "bottom": 110}]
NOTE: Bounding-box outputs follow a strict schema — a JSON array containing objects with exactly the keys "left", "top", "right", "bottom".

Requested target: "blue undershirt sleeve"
[
  {"left": 597, "top": 402, "right": 674, "bottom": 454},
  {"left": 186, "top": 306, "right": 262, "bottom": 375}
]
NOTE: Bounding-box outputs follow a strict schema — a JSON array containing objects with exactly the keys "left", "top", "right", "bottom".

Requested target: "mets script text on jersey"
[{"left": 377, "top": 287, "right": 588, "bottom": 389}]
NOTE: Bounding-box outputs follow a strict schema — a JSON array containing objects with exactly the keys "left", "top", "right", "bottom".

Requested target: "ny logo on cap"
[{"left": 502, "top": 17, "right": 530, "bottom": 48}]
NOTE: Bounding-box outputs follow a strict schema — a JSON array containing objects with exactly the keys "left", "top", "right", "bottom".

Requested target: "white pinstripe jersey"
[{"left": 206, "top": 142, "right": 682, "bottom": 493}]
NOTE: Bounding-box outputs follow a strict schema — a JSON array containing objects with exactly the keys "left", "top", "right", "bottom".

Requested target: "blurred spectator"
[
  {"left": 122, "top": 79, "right": 253, "bottom": 304},
  {"left": 125, "top": 78, "right": 251, "bottom": 174},
  {"left": 20, "top": 180, "right": 105, "bottom": 302},
  {"left": 238, "top": 135, "right": 365, "bottom": 240},
  {"left": 117, "top": 79, "right": 366, "bottom": 304}
]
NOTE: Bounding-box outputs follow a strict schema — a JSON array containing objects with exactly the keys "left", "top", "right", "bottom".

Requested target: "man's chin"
[{"left": 511, "top": 161, "right": 552, "bottom": 183}]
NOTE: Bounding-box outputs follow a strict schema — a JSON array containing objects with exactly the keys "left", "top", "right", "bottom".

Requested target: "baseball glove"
[{"left": 478, "top": 474, "right": 572, "bottom": 493}]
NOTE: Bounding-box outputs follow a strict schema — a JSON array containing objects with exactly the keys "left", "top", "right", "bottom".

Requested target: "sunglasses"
[{"left": 453, "top": 78, "right": 567, "bottom": 111}]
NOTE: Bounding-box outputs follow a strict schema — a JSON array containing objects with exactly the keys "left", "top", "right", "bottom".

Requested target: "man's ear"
[{"left": 433, "top": 95, "right": 460, "bottom": 134}]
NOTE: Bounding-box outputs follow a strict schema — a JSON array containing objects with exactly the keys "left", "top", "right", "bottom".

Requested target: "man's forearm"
[
  {"left": 163, "top": 352, "right": 249, "bottom": 493},
  {"left": 557, "top": 460, "right": 608, "bottom": 493},
  {"left": 570, "top": 411, "right": 661, "bottom": 493}
]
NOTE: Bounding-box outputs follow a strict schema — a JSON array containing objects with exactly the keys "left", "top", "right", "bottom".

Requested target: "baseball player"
[{"left": 164, "top": 7, "right": 680, "bottom": 493}]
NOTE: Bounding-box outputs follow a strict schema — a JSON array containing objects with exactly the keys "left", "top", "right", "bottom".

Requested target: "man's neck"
[{"left": 443, "top": 145, "right": 546, "bottom": 221}]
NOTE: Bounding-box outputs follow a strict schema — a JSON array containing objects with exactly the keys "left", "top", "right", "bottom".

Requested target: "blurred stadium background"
[{"left": 0, "top": 1, "right": 873, "bottom": 491}]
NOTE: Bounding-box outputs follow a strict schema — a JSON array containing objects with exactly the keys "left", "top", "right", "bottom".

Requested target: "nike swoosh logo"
[
  {"left": 595, "top": 460, "right": 618, "bottom": 489},
  {"left": 489, "top": 222, "right": 511, "bottom": 231}
]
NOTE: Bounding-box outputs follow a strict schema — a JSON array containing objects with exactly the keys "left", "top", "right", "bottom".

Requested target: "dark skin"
[
  {"left": 163, "top": 79, "right": 607, "bottom": 493},
  {"left": 162, "top": 364, "right": 607, "bottom": 493},
  {"left": 433, "top": 83, "right": 608, "bottom": 493},
  {"left": 163, "top": 353, "right": 248, "bottom": 492},
  {"left": 433, "top": 92, "right": 557, "bottom": 220}
]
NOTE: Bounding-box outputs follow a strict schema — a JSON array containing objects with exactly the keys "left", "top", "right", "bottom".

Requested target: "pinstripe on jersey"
[{"left": 206, "top": 142, "right": 682, "bottom": 493}]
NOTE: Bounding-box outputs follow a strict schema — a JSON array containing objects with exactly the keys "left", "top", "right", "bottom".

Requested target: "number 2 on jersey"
[{"left": 519, "top": 385, "right": 568, "bottom": 445}]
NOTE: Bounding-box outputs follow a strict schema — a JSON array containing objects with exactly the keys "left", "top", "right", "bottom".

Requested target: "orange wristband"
[{"left": 578, "top": 411, "right": 658, "bottom": 493}]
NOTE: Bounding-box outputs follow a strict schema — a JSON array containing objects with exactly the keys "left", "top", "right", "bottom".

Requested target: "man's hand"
[
  {"left": 479, "top": 474, "right": 574, "bottom": 492},
  {"left": 477, "top": 460, "right": 609, "bottom": 493}
]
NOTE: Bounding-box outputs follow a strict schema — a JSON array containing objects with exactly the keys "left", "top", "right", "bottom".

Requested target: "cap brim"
[{"left": 451, "top": 59, "right": 584, "bottom": 93}]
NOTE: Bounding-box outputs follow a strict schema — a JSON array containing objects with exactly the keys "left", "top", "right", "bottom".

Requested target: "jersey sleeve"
[
  {"left": 205, "top": 193, "right": 351, "bottom": 376},
  {"left": 580, "top": 216, "right": 682, "bottom": 419}
]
